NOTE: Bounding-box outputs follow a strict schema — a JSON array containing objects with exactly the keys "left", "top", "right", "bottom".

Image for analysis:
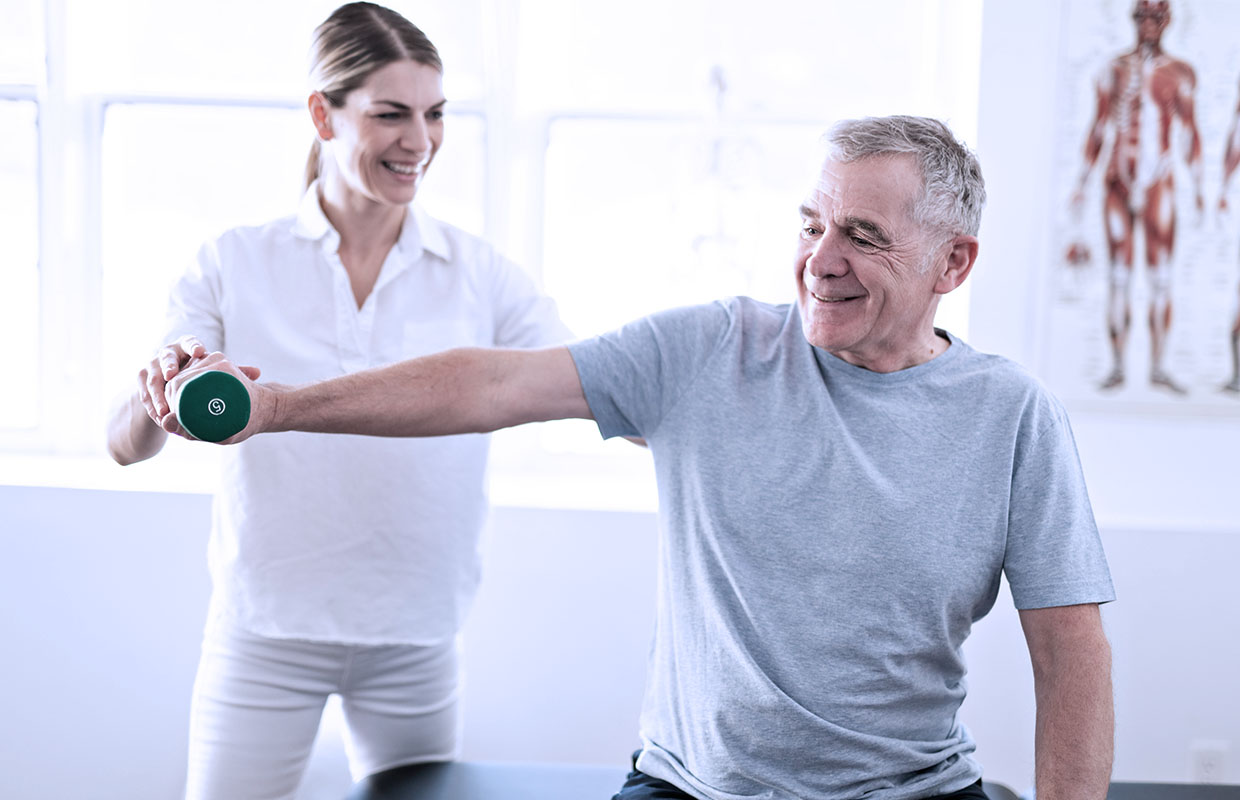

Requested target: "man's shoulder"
[
  {"left": 943, "top": 339, "right": 1070, "bottom": 429},
  {"left": 717, "top": 296, "right": 801, "bottom": 348},
  {"left": 727, "top": 295, "right": 790, "bottom": 315},
  {"left": 937, "top": 336, "right": 1048, "bottom": 394},
  {"left": 647, "top": 296, "right": 788, "bottom": 332}
]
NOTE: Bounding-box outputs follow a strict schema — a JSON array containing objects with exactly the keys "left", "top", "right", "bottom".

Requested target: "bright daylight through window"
[{"left": 3, "top": 0, "right": 982, "bottom": 506}]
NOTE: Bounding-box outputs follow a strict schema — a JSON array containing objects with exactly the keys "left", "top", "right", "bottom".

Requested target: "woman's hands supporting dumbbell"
[{"left": 140, "top": 335, "right": 267, "bottom": 444}]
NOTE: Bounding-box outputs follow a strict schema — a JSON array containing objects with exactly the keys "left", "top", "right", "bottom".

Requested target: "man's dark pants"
[{"left": 612, "top": 753, "right": 994, "bottom": 800}]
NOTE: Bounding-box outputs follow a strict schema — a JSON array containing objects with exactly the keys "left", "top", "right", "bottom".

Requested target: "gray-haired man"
[{"left": 148, "top": 115, "right": 1115, "bottom": 800}]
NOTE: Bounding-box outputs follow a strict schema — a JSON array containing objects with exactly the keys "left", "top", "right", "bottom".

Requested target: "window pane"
[
  {"left": 65, "top": 0, "right": 486, "bottom": 102},
  {"left": 420, "top": 111, "right": 488, "bottom": 236},
  {"left": 100, "top": 102, "right": 485, "bottom": 387},
  {"left": 0, "top": 100, "right": 40, "bottom": 429},
  {"left": 516, "top": 0, "right": 965, "bottom": 117},
  {"left": 542, "top": 118, "right": 825, "bottom": 337},
  {"left": 0, "top": 0, "right": 43, "bottom": 85}
]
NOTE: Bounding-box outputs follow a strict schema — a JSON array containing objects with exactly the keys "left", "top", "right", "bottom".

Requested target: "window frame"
[{"left": 1, "top": 0, "right": 982, "bottom": 510}]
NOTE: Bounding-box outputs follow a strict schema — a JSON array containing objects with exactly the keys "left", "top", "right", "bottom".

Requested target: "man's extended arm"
[
  {"left": 161, "top": 345, "right": 592, "bottom": 442},
  {"left": 1019, "top": 603, "right": 1114, "bottom": 800}
]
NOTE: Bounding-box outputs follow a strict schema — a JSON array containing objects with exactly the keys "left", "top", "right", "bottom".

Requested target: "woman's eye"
[{"left": 429, "top": 110, "right": 444, "bottom": 121}]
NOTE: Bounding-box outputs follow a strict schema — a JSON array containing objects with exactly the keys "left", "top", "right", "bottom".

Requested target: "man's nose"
[{"left": 806, "top": 231, "right": 848, "bottom": 278}]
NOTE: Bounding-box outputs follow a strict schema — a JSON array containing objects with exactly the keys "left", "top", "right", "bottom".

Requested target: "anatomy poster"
[{"left": 1045, "top": 0, "right": 1240, "bottom": 414}]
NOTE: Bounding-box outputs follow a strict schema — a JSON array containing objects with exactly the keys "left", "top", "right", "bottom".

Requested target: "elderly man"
[{"left": 147, "top": 116, "right": 1115, "bottom": 800}]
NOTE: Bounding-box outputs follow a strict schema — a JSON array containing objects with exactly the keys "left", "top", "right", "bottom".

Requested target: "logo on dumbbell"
[{"left": 208, "top": 398, "right": 227, "bottom": 416}]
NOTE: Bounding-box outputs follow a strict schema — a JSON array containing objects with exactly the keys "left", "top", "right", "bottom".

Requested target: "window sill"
[{"left": 0, "top": 442, "right": 660, "bottom": 514}]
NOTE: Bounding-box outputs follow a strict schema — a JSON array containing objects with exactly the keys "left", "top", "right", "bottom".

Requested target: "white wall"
[{"left": 0, "top": 485, "right": 656, "bottom": 800}]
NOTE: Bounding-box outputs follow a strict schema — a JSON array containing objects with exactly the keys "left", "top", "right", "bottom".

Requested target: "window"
[
  {"left": 3, "top": 0, "right": 983, "bottom": 505},
  {"left": 0, "top": 100, "right": 40, "bottom": 430},
  {"left": 494, "top": 0, "right": 983, "bottom": 475},
  {"left": 0, "top": 0, "right": 43, "bottom": 437},
  {"left": 0, "top": 0, "right": 42, "bottom": 86}
]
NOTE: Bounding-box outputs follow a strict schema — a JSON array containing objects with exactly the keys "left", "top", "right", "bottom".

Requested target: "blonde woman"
[{"left": 107, "top": 4, "right": 569, "bottom": 797}]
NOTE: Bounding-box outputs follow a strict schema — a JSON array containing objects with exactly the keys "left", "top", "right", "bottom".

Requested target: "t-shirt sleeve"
[
  {"left": 566, "top": 300, "right": 733, "bottom": 441},
  {"left": 487, "top": 253, "right": 574, "bottom": 348},
  {"left": 161, "top": 237, "right": 226, "bottom": 354},
  {"left": 1003, "top": 397, "right": 1116, "bottom": 610}
]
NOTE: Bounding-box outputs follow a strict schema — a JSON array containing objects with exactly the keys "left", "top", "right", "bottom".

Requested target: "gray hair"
[{"left": 826, "top": 115, "right": 986, "bottom": 238}]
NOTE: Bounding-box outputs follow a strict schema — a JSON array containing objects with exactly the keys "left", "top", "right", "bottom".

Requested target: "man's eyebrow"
[
  {"left": 799, "top": 205, "right": 893, "bottom": 246},
  {"left": 845, "top": 216, "right": 892, "bottom": 246}
]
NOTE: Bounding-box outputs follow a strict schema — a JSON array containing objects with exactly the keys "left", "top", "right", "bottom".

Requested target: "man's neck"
[{"left": 830, "top": 330, "right": 951, "bottom": 373}]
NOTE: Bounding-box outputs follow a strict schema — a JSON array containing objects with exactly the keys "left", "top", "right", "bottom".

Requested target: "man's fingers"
[{"left": 239, "top": 365, "right": 261, "bottom": 381}]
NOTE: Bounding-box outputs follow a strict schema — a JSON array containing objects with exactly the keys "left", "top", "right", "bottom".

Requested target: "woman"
[{"left": 106, "top": 4, "right": 569, "bottom": 797}]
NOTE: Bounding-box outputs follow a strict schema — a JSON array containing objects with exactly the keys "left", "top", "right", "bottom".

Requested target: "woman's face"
[{"left": 317, "top": 59, "right": 445, "bottom": 207}]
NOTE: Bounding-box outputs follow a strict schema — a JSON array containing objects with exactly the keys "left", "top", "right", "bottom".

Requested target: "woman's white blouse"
[{"left": 163, "top": 185, "right": 571, "bottom": 644}]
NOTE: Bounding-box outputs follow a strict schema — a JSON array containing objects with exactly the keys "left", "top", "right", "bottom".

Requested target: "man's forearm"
[
  {"left": 266, "top": 348, "right": 491, "bottom": 436},
  {"left": 1031, "top": 622, "right": 1114, "bottom": 800},
  {"left": 254, "top": 346, "right": 589, "bottom": 439}
]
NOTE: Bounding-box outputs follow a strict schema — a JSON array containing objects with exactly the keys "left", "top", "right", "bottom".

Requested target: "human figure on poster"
[
  {"left": 1069, "top": 0, "right": 1204, "bottom": 394},
  {"left": 1219, "top": 72, "right": 1240, "bottom": 393}
]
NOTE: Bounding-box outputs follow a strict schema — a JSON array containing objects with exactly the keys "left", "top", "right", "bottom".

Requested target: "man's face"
[
  {"left": 1133, "top": 1, "right": 1170, "bottom": 45},
  {"left": 794, "top": 155, "right": 948, "bottom": 371}
]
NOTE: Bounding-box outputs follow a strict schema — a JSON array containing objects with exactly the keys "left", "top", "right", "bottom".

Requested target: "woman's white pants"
[{"left": 184, "top": 623, "right": 460, "bottom": 800}]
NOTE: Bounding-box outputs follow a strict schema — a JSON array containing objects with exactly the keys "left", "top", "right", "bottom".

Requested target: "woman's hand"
[{"left": 138, "top": 334, "right": 208, "bottom": 432}]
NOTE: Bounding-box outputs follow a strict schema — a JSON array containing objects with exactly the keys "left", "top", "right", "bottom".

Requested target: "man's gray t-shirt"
[{"left": 567, "top": 297, "right": 1114, "bottom": 800}]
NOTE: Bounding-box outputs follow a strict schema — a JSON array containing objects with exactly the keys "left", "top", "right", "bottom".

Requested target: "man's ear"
[
  {"left": 933, "top": 235, "right": 979, "bottom": 295},
  {"left": 307, "top": 92, "right": 334, "bottom": 140}
]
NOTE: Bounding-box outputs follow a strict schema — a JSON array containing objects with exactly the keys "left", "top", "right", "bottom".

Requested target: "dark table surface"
[
  {"left": 345, "top": 760, "right": 627, "bottom": 800},
  {"left": 345, "top": 762, "right": 1240, "bottom": 800},
  {"left": 1107, "top": 783, "right": 1240, "bottom": 799}
]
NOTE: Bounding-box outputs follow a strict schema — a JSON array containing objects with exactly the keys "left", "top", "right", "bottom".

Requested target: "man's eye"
[
  {"left": 801, "top": 225, "right": 821, "bottom": 236},
  {"left": 428, "top": 110, "right": 444, "bottom": 121},
  {"left": 850, "top": 234, "right": 875, "bottom": 248}
]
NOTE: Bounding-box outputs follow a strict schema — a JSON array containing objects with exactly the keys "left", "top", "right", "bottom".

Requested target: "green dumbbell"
[{"left": 172, "top": 370, "right": 251, "bottom": 443}]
